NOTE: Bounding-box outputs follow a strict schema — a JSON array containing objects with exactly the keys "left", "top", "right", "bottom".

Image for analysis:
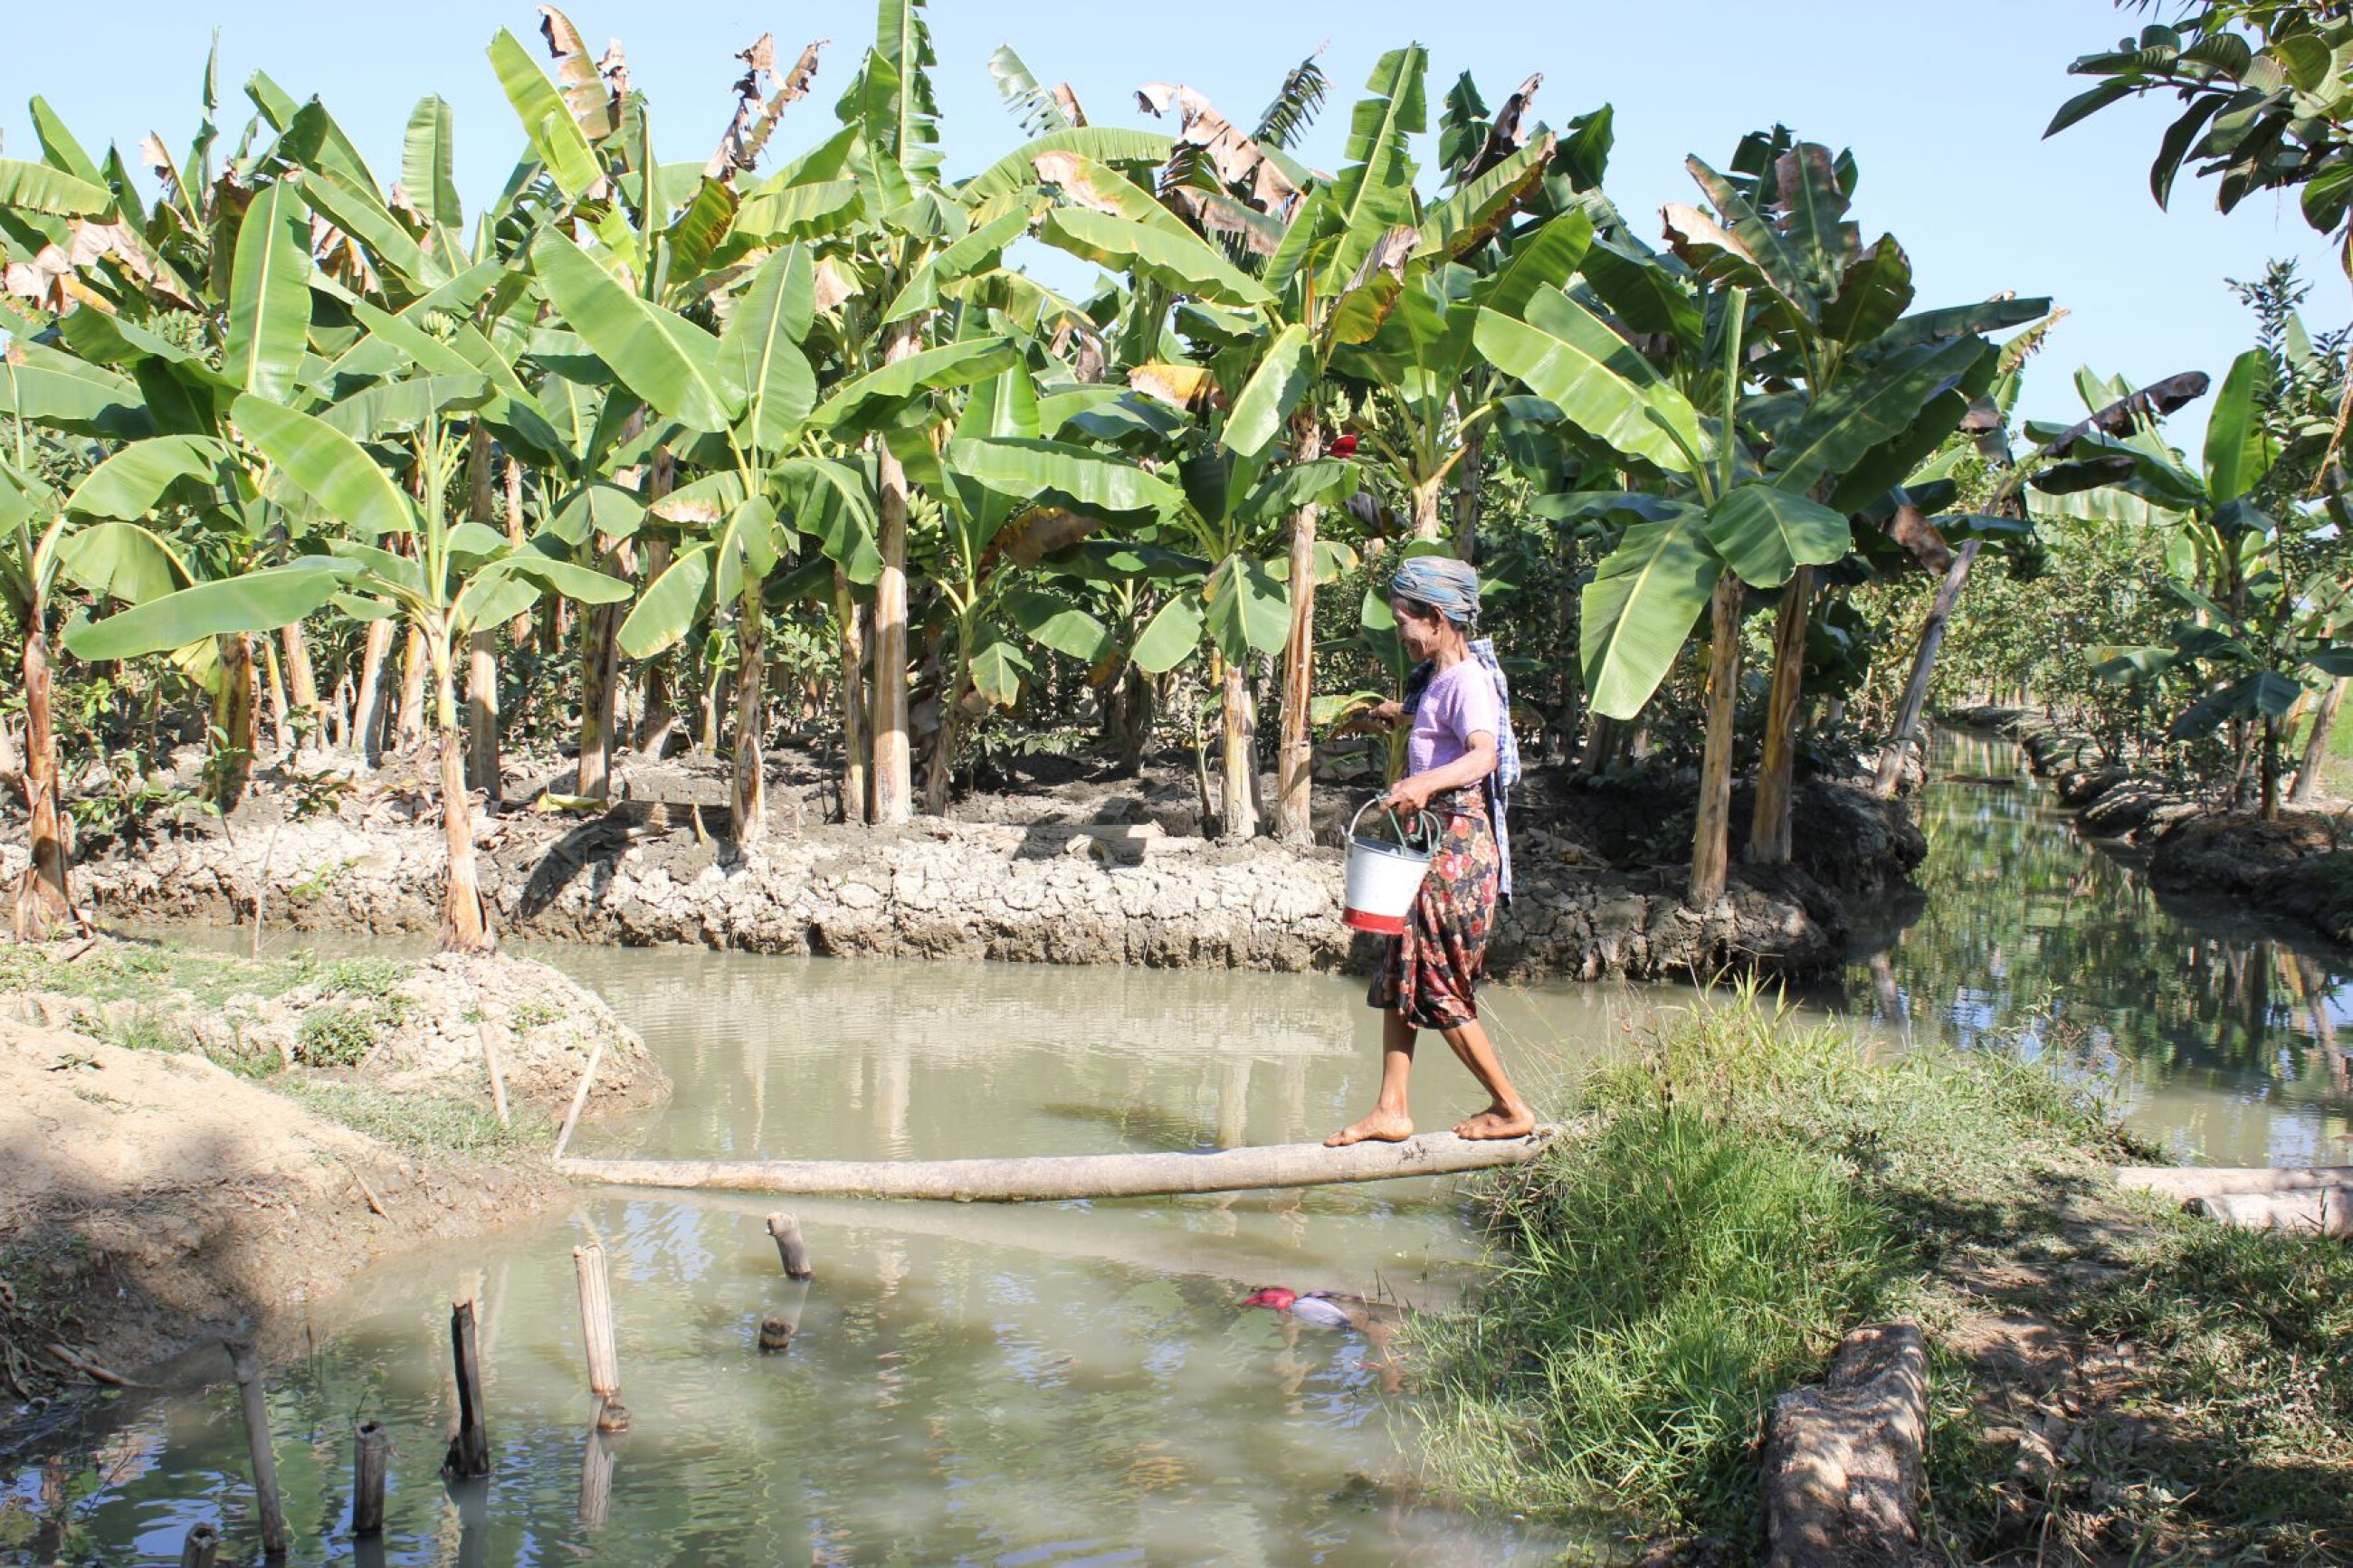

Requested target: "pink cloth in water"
[{"left": 1405, "top": 658, "right": 1500, "bottom": 778}]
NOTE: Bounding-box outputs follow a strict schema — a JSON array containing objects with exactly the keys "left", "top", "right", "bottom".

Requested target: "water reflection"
[
  {"left": 1847, "top": 729, "right": 2353, "bottom": 1167},
  {"left": 5, "top": 961, "right": 1618, "bottom": 1567}
]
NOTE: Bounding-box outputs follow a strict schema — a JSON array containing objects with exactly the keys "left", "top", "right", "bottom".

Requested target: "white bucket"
[{"left": 1342, "top": 798, "right": 1435, "bottom": 935}]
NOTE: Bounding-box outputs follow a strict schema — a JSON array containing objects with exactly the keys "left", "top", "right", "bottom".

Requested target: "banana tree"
[
  {"left": 66, "top": 389, "right": 628, "bottom": 950},
  {"left": 579, "top": 234, "right": 889, "bottom": 847},
  {"left": 0, "top": 432, "right": 103, "bottom": 940},
  {"left": 1034, "top": 52, "right": 1456, "bottom": 840},
  {"left": 885, "top": 358, "right": 1195, "bottom": 810},
  {"left": 548, "top": 199, "right": 1030, "bottom": 841},
  {"left": 2068, "top": 348, "right": 2353, "bottom": 817},
  {"left": 1871, "top": 361, "right": 2213, "bottom": 793},
  {"left": 1478, "top": 138, "right": 2038, "bottom": 899},
  {"left": 1653, "top": 134, "right": 2047, "bottom": 866}
]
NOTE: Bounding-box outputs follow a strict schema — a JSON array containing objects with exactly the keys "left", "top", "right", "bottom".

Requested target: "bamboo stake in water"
[
  {"left": 351, "top": 1419, "right": 389, "bottom": 1536},
  {"left": 178, "top": 1522, "right": 221, "bottom": 1568},
  {"left": 466, "top": 979, "right": 510, "bottom": 1127},
  {"left": 443, "top": 1297, "right": 491, "bottom": 1478},
  {"left": 765, "top": 1212, "right": 814, "bottom": 1279},
  {"left": 225, "top": 1342, "right": 290, "bottom": 1560},
  {"left": 551, "top": 1037, "right": 607, "bottom": 1164},
  {"left": 572, "top": 1243, "right": 628, "bottom": 1430}
]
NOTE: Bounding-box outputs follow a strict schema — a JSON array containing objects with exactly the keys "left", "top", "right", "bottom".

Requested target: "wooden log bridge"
[
  {"left": 557, "top": 1126, "right": 1558, "bottom": 1203},
  {"left": 2119, "top": 1165, "right": 2352, "bottom": 1237}
]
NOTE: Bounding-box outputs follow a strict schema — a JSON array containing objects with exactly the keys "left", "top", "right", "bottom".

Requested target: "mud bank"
[
  {"left": 1946, "top": 705, "right": 2353, "bottom": 948},
  {"left": 0, "top": 940, "right": 664, "bottom": 1420},
  {"left": 24, "top": 765, "right": 1923, "bottom": 983},
  {"left": 0, "top": 1018, "right": 564, "bottom": 1419}
]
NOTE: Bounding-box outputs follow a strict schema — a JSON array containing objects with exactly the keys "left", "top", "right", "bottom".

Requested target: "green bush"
[
  {"left": 294, "top": 1005, "right": 376, "bottom": 1068},
  {"left": 1411, "top": 989, "right": 2134, "bottom": 1547}
]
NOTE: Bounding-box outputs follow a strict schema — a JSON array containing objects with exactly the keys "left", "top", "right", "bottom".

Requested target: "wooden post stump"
[
  {"left": 1762, "top": 1320, "right": 1929, "bottom": 1568},
  {"left": 572, "top": 1243, "right": 628, "bottom": 1430},
  {"left": 443, "top": 1297, "right": 491, "bottom": 1478},
  {"left": 225, "top": 1341, "right": 291, "bottom": 1560},
  {"left": 178, "top": 1522, "right": 221, "bottom": 1568},
  {"left": 351, "top": 1419, "right": 389, "bottom": 1536},
  {"left": 766, "top": 1212, "right": 814, "bottom": 1279},
  {"left": 552, "top": 1038, "right": 606, "bottom": 1164}
]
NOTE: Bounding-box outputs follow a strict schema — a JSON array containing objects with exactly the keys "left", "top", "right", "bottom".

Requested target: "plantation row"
[{"left": 1, "top": 2, "right": 2347, "bottom": 950}]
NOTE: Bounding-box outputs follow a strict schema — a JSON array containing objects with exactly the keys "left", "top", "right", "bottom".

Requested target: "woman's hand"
[
  {"left": 1382, "top": 773, "right": 1438, "bottom": 815},
  {"left": 1371, "top": 699, "right": 1405, "bottom": 731}
]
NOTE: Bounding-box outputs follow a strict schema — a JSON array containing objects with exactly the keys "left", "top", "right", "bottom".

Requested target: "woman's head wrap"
[{"left": 1390, "top": 556, "right": 1481, "bottom": 628}]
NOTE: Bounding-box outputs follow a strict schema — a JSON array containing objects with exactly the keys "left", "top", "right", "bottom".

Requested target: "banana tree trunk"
[
  {"left": 504, "top": 456, "right": 534, "bottom": 648},
  {"left": 353, "top": 619, "right": 395, "bottom": 767},
  {"left": 1117, "top": 666, "right": 1154, "bottom": 779},
  {"left": 394, "top": 623, "right": 427, "bottom": 756},
  {"left": 463, "top": 424, "right": 500, "bottom": 802},
  {"left": 430, "top": 631, "right": 495, "bottom": 954},
  {"left": 1875, "top": 539, "right": 1980, "bottom": 797},
  {"left": 1273, "top": 422, "right": 1325, "bottom": 844},
  {"left": 870, "top": 327, "right": 922, "bottom": 826},
  {"left": 1689, "top": 578, "right": 1744, "bottom": 907},
  {"left": 922, "top": 680, "right": 963, "bottom": 816},
  {"left": 2262, "top": 713, "right": 2283, "bottom": 823},
  {"left": 700, "top": 663, "right": 724, "bottom": 755},
  {"left": 1578, "top": 713, "right": 1623, "bottom": 778},
  {"left": 263, "top": 637, "right": 290, "bottom": 755},
  {"left": 1453, "top": 429, "right": 1482, "bottom": 563},
  {"left": 835, "top": 568, "right": 870, "bottom": 825},
  {"left": 1410, "top": 480, "right": 1443, "bottom": 542},
  {"left": 732, "top": 584, "right": 767, "bottom": 850},
  {"left": 576, "top": 597, "right": 620, "bottom": 800},
  {"left": 208, "top": 632, "right": 259, "bottom": 812},
  {"left": 1219, "top": 657, "right": 1258, "bottom": 841},
  {"left": 12, "top": 613, "right": 80, "bottom": 941},
  {"left": 467, "top": 632, "right": 500, "bottom": 803},
  {"left": 280, "top": 622, "right": 321, "bottom": 748},
  {"left": 2291, "top": 675, "right": 2346, "bottom": 804},
  {"left": 636, "top": 456, "right": 677, "bottom": 759},
  {"left": 1747, "top": 566, "right": 1814, "bottom": 866}
]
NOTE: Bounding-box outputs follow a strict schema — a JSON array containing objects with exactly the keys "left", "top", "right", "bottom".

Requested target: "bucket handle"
[{"left": 1348, "top": 795, "right": 1439, "bottom": 853}]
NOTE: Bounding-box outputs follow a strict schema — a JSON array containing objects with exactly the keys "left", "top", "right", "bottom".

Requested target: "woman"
[{"left": 1327, "top": 557, "right": 1536, "bottom": 1146}]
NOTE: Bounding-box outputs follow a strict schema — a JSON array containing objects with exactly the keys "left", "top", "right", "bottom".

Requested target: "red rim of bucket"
[{"left": 1343, "top": 908, "right": 1408, "bottom": 935}]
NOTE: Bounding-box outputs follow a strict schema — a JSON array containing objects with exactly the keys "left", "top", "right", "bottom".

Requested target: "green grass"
[
  {"left": 275, "top": 1079, "right": 551, "bottom": 1161},
  {"left": 0, "top": 940, "right": 414, "bottom": 1011},
  {"left": 1927, "top": 1215, "right": 2353, "bottom": 1564},
  {"left": 0, "top": 939, "right": 418, "bottom": 1072},
  {"left": 1410, "top": 987, "right": 2142, "bottom": 1550},
  {"left": 0, "top": 940, "right": 305, "bottom": 1008},
  {"left": 1415, "top": 992, "right": 2351, "bottom": 1561}
]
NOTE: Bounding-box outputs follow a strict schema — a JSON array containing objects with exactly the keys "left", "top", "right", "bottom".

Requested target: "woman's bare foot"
[
  {"left": 1453, "top": 1103, "right": 1537, "bottom": 1140},
  {"left": 1324, "top": 1109, "right": 1415, "bottom": 1147}
]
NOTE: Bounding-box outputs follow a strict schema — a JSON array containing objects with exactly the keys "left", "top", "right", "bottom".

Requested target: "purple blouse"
[{"left": 1406, "top": 659, "right": 1500, "bottom": 779}]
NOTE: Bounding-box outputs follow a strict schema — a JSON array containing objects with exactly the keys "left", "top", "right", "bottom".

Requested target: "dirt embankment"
[
  {"left": 0, "top": 1018, "right": 561, "bottom": 1416},
  {"left": 1948, "top": 705, "right": 2353, "bottom": 947},
  {"left": 0, "top": 940, "right": 665, "bottom": 1421},
  {"left": 22, "top": 749, "right": 1922, "bottom": 984}
]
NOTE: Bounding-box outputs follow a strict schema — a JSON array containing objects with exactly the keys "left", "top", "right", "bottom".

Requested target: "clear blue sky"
[{"left": 4, "top": 0, "right": 2339, "bottom": 450}]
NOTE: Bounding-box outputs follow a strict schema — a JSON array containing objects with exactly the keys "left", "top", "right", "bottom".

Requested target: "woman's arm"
[{"left": 1384, "top": 732, "right": 1496, "bottom": 814}]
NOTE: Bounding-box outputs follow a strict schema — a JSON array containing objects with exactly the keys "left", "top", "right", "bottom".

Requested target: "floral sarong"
[{"left": 1367, "top": 784, "right": 1500, "bottom": 1030}]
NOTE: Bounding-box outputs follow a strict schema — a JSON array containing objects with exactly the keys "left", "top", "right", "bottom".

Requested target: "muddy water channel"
[
  {"left": 1867, "top": 730, "right": 2353, "bottom": 1169},
  {"left": 7, "top": 729, "right": 2350, "bottom": 1565}
]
